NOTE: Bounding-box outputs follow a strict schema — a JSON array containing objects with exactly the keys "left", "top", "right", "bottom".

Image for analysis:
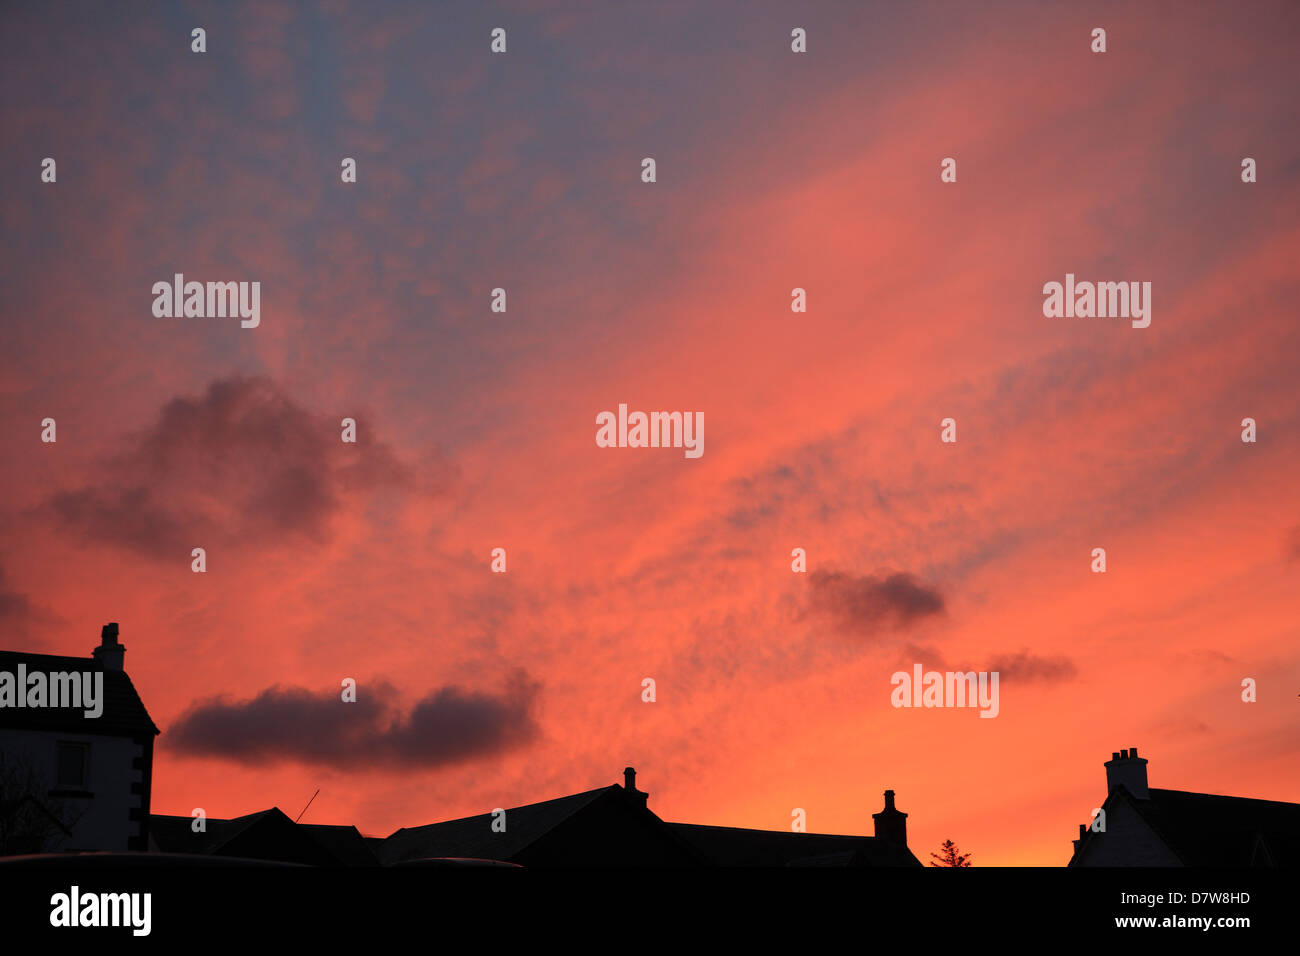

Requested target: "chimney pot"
[
  {"left": 872, "top": 790, "right": 908, "bottom": 846},
  {"left": 622, "top": 767, "right": 648, "bottom": 808},
  {"left": 93, "top": 622, "right": 126, "bottom": 671},
  {"left": 1104, "top": 746, "right": 1150, "bottom": 799}
]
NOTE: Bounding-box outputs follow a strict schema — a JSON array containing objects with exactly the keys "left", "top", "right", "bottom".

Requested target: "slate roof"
[
  {"left": 299, "top": 823, "right": 380, "bottom": 866},
  {"left": 379, "top": 786, "right": 614, "bottom": 863},
  {"left": 150, "top": 807, "right": 358, "bottom": 865},
  {"left": 151, "top": 809, "right": 281, "bottom": 856},
  {"left": 380, "top": 783, "right": 922, "bottom": 867},
  {"left": 1073, "top": 785, "right": 1300, "bottom": 866},
  {"left": 1139, "top": 788, "right": 1300, "bottom": 866},
  {"left": 667, "top": 822, "right": 924, "bottom": 867},
  {"left": 0, "top": 650, "right": 159, "bottom": 738}
]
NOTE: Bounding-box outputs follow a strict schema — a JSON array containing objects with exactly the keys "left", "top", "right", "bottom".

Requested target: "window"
[{"left": 56, "top": 742, "right": 88, "bottom": 788}]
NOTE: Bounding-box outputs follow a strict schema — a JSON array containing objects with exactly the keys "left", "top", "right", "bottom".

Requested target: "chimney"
[
  {"left": 1072, "top": 822, "right": 1088, "bottom": 855},
  {"left": 623, "top": 766, "right": 648, "bottom": 808},
  {"left": 872, "top": 789, "right": 908, "bottom": 846},
  {"left": 93, "top": 622, "right": 125, "bottom": 671},
  {"left": 1104, "top": 746, "right": 1149, "bottom": 799}
]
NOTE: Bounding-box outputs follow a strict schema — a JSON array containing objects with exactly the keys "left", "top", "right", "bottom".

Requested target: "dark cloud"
[
  {"left": 46, "top": 376, "right": 454, "bottom": 560},
  {"left": 168, "top": 671, "right": 540, "bottom": 770},
  {"left": 0, "top": 560, "right": 57, "bottom": 646},
  {"left": 0, "top": 565, "right": 37, "bottom": 625},
  {"left": 984, "top": 650, "right": 1077, "bottom": 684},
  {"left": 47, "top": 485, "right": 192, "bottom": 560},
  {"left": 806, "top": 569, "right": 946, "bottom": 635}
]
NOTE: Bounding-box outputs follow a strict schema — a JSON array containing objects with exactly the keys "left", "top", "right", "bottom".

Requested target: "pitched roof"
[
  {"left": 1138, "top": 788, "right": 1300, "bottom": 866},
  {"left": 150, "top": 809, "right": 280, "bottom": 856},
  {"left": 299, "top": 824, "right": 380, "bottom": 866},
  {"left": 0, "top": 650, "right": 159, "bottom": 738},
  {"left": 666, "top": 822, "right": 923, "bottom": 867},
  {"left": 378, "top": 786, "right": 613, "bottom": 864},
  {"left": 150, "top": 807, "right": 346, "bottom": 865},
  {"left": 1073, "top": 785, "right": 1300, "bottom": 866}
]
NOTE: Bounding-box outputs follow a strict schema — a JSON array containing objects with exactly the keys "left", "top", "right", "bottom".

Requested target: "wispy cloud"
[{"left": 805, "top": 569, "right": 946, "bottom": 637}]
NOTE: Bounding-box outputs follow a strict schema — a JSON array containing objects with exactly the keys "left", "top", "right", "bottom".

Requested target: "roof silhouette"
[
  {"left": 151, "top": 809, "right": 274, "bottom": 855},
  {"left": 667, "top": 821, "right": 923, "bottom": 867},
  {"left": 150, "top": 807, "right": 355, "bottom": 865},
  {"left": 1072, "top": 784, "right": 1300, "bottom": 866},
  {"left": 380, "top": 786, "right": 615, "bottom": 863},
  {"left": 298, "top": 823, "right": 381, "bottom": 866},
  {"left": 1139, "top": 788, "right": 1300, "bottom": 865},
  {"left": 0, "top": 649, "right": 159, "bottom": 737},
  {"left": 379, "top": 772, "right": 922, "bottom": 867}
]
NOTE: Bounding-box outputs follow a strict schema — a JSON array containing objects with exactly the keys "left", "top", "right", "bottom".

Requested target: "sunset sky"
[{"left": 2, "top": 0, "right": 1297, "bottom": 866}]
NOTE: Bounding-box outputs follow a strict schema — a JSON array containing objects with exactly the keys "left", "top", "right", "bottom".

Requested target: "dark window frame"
[{"left": 54, "top": 739, "right": 90, "bottom": 790}]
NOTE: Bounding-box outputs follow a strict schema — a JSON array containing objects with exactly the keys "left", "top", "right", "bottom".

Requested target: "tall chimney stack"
[
  {"left": 623, "top": 766, "right": 648, "bottom": 808},
  {"left": 872, "top": 789, "right": 908, "bottom": 846},
  {"left": 1104, "top": 746, "right": 1149, "bottom": 799},
  {"left": 93, "top": 622, "right": 126, "bottom": 671}
]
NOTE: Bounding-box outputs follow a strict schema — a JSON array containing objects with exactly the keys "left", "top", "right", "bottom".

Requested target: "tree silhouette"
[
  {"left": 0, "top": 751, "right": 83, "bottom": 856},
  {"left": 929, "top": 839, "right": 972, "bottom": 867}
]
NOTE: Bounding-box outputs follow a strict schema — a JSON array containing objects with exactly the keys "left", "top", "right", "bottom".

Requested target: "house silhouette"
[
  {"left": 670, "top": 788, "right": 920, "bottom": 866},
  {"left": 150, "top": 807, "right": 378, "bottom": 865},
  {"left": 1069, "top": 747, "right": 1300, "bottom": 866},
  {"left": 3, "top": 625, "right": 924, "bottom": 867},
  {"left": 0, "top": 624, "right": 159, "bottom": 853},
  {"left": 379, "top": 768, "right": 702, "bottom": 866},
  {"left": 378, "top": 767, "right": 923, "bottom": 867}
]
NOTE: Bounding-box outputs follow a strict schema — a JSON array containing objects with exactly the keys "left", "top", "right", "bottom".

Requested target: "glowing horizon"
[{"left": 2, "top": 0, "right": 1297, "bottom": 866}]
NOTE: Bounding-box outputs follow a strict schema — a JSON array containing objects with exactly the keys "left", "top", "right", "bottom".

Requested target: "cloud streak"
[
  {"left": 805, "top": 569, "right": 946, "bottom": 637},
  {"left": 984, "top": 650, "right": 1078, "bottom": 684},
  {"left": 0, "top": 561, "right": 56, "bottom": 646}
]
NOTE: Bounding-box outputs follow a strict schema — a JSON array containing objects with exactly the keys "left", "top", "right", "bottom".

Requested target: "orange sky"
[{"left": 2, "top": 1, "right": 1297, "bottom": 865}]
